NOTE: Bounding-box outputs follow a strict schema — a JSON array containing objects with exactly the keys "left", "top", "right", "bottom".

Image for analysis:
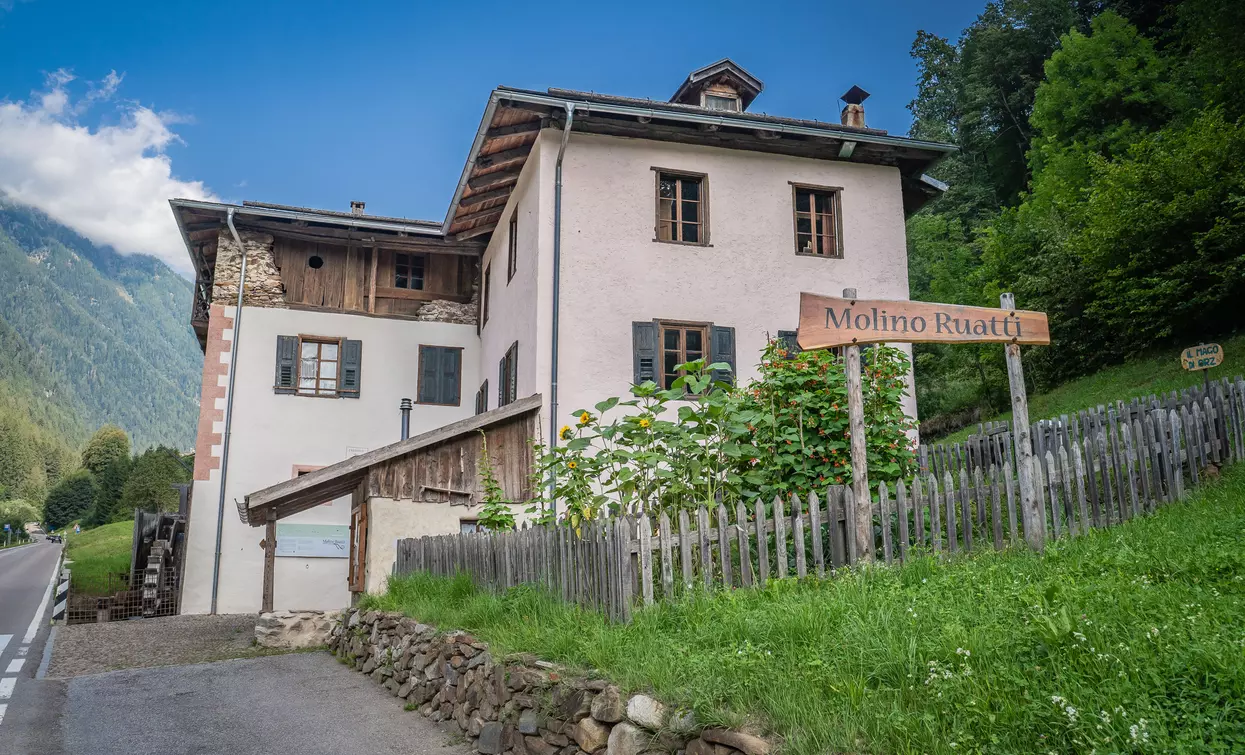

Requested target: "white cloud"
[{"left": 0, "top": 70, "right": 218, "bottom": 275}]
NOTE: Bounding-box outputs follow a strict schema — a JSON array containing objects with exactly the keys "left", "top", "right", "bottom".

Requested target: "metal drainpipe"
[
  {"left": 548, "top": 103, "right": 575, "bottom": 519},
  {"left": 210, "top": 208, "right": 249, "bottom": 615}
]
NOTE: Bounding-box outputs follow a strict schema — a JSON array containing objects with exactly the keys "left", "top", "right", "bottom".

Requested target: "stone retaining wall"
[
  {"left": 256, "top": 610, "right": 339, "bottom": 649},
  {"left": 330, "top": 608, "right": 772, "bottom": 755}
]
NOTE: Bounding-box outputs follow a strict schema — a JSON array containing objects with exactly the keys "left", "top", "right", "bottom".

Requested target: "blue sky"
[{"left": 0, "top": 0, "right": 984, "bottom": 271}]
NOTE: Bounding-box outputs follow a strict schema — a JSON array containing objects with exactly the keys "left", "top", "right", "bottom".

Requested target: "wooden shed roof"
[{"left": 239, "top": 394, "right": 543, "bottom": 526}]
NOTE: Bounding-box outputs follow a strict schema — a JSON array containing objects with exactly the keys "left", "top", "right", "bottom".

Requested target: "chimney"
[
  {"left": 399, "top": 398, "right": 412, "bottom": 440},
  {"left": 839, "top": 85, "right": 870, "bottom": 128},
  {"left": 350, "top": 200, "right": 366, "bottom": 215}
]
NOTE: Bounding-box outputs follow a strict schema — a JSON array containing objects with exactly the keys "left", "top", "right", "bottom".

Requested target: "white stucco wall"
[
  {"left": 182, "top": 307, "right": 478, "bottom": 615},
  {"left": 551, "top": 133, "right": 919, "bottom": 426},
  {"left": 363, "top": 497, "right": 530, "bottom": 595},
  {"left": 477, "top": 137, "right": 550, "bottom": 417}
]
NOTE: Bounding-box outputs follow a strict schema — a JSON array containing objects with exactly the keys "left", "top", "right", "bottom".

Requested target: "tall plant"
[{"left": 475, "top": 432, "right": 516, "bottom": 532}]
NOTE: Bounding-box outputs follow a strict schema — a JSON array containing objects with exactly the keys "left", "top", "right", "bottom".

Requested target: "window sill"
[
  {"left": 416, "top": 400, "right": 463, "bottom": 407},
  {"left": 794, "top": 251, "right": 844, "bottom": 259},
  {"left": 652, "top": 238, "right": 713, "bottom": 248}
]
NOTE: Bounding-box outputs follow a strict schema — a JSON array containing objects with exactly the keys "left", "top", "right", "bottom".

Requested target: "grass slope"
[
  {"left": 65, "top": 520, "right": 133, "bottom": 595},
  {"left": 364, "top": 467, "right": 1245, "bottom": 754},
  {"left": 939, "top": 332, "right": 1245, "bottom": 444}
]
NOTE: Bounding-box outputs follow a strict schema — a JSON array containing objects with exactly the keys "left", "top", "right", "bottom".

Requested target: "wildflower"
[
  {"left": 567, "top": 461, "right": 578, "bottom": 469},
  {"left": 578, "top": 411, "right": 591, "bottom": 426},
  {"left": 1064, "top": 705, "right": 1078, "bottom": 722},
  {"left": 639, "top": 418, "right": 651, "bottom": 428},
  {"left": 559, "top": 425, "right": 572, "bottom": 440},
  {"left": 1149, "top": 627, "right": 1160, "bottom": 638}
]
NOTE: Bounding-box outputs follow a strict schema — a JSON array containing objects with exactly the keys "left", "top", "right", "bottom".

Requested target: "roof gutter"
[
  {"left": 170, "top": 198, "right": 445, "bottom": 236},
  {"left": 494, "top": 89, "right": 958, "bottom": 155},
  {"left": 210, "top": 208, "right": 248, "bottom": 615}
]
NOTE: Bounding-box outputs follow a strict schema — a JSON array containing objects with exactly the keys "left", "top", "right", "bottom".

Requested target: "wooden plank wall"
[
  {"left": 272, "top": 237, "right": 473, "bottom": 315},
  {"left": 368, "top": 411, "right": 535, "bottom": 505},
  {"left": 394, "top": 374, "right": 1245, "bottom": 623}
]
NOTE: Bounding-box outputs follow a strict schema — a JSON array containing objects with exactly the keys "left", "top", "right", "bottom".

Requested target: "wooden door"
[{"left": 348, "top": 486, "right": 368, "bottom": 592}]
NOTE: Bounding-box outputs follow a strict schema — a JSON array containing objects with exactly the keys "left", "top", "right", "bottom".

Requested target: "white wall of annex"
[
  {"left": 181, "top": 306, "right": 478, "bottom": 614},
  {"left": 553, "top": 133, "right": 918, "bottom": 425}
]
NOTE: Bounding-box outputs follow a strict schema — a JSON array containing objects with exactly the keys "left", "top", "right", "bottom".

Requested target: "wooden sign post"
[
  {"left": 840, "top": 288, "right": 871, "bottom": 560},
  {"left": 798, "top": 290, "right": 1051, "bottom": 555}
]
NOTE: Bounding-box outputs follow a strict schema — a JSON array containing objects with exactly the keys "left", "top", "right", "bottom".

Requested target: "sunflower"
[
  {"left": 559, "top": 425, "right": 572, "bottom": 440},
  {"left": 578, "top": 411, "right": 591, "bottom": 426},
  {"left": 567, "top": 460, "right": 578, "bottom": 469},
  {"left": 639, "top": 418, "right": 651, "bottom": 428}
]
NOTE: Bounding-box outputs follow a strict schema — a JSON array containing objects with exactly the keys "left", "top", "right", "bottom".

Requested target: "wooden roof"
[
  {"left": 445, "top": 108, "right": 544, "bottom": 240},
  {"left": 239, "top": 394, "right": 543, "bottom": 526}
]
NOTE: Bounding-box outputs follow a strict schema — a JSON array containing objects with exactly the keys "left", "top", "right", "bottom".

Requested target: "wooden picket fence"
[{"left": 395, "top": 374, "right": 1245, "bottom": 623}]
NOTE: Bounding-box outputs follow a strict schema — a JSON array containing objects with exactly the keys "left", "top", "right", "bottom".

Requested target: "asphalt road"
[{"left": 0, "top": 540, "right": 62, "bottom": 753}]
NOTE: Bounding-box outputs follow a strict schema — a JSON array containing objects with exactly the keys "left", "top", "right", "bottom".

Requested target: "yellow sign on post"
[{"left": 1181, "top": 343, "right": 1223, "bottom": 371}]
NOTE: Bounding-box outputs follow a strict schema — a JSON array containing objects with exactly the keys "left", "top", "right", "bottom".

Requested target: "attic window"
[{"left": 703, "top": 93, "right": 740, "bottom": 112}]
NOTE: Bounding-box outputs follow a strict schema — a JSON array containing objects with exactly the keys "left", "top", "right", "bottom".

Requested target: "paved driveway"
[{"left": 4, "top": 652, "right": 472, "bottom": 755}]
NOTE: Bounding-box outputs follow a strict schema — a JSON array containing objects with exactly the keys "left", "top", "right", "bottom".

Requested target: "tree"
[
  {"left": 81, "top": 424, "right": 130, "bottom": 476},
  {"left": 43, "top": 470, "right": 95, "bottom": 530},
  {"left": 85, "top": 455, "right": 132, "bottom": 526},
  {"left": 0, "top": 499, "right": 39, "bottom": 542},
  {"left": 118, "top": 446, "right": 191, "bottom": 517}
]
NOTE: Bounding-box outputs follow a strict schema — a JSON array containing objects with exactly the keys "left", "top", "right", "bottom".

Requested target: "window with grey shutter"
[
  {"left": 274, "top": 335, "right": 299, "bottom": 394},
  {"left": 498, "top": 355, "right": 506, "bottom": 406},
  {"left": 777, "top": 330, "right": 801, "bottom": 358},
  {"left": 340, "top": 339, "right": 362, "bottom": 397},
  {"left": 711, "top": 325, "right": 736, "bottom": 385},
  {"left": 417, "top": 345, "right": 462, "bottom": 405},
  {"left": 475, "top": 380, "right": 489, "bottom": 415},
  {"left": 632, "top": 321, "right": 658, "bottom": 385}
]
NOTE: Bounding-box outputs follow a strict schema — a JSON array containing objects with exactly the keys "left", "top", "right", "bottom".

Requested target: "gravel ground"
[{"left": 46, "top": 614, "right": 275, "bottom": 678}]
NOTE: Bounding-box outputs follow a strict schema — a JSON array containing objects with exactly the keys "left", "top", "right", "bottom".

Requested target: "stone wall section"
[
  {"left": 212, "top": 229, "right": 288, "bottom": 308},
  {"left": 331, "top": 609, "right": 773, "bottom": 755},
  {"left": 256, "top": 610, "right": 339, "bottom": 649}
]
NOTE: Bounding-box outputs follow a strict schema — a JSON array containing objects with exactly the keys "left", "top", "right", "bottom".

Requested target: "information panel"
[{"left": 275, "top": 523, "right": 349, "bottom": 558}]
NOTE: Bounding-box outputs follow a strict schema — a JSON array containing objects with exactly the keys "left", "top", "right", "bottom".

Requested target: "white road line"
[
  {"left": 5, "top": 660, "right": 22, "bottom": 673},
  {"left": 23, "top": 554, "right": 62, "bottom": 644},
  {"left": 0, "top": 635, "right": 10, "bottom": 656},
  {"left": 16, "top": 646, "right": 26, "bottom": 657},
  {"left": 0, "top": 703, "right": 6, "bottom": 725},
  {"left": 0, "top": 677, "right": 14, "bottom": 700}
]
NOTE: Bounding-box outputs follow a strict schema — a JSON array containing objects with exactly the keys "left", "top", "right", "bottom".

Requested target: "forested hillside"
[
  {"left": 906, "top": 0, "right": 1245, "bottom": 436},
  {"left": 0, "top": 199, "right": 201, "bottom": 502}
]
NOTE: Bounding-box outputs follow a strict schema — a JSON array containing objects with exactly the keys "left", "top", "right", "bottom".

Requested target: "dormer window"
[
  {"left": 702, "top": 93, "right": 740, "bottom": 112},
  {"left": 671, "top": 58, "right": 764, "bottom": 112}
]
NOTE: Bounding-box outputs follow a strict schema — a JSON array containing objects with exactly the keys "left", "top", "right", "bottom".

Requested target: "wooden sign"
[
  {"left": 797, "top": 292, "right": 1050, "bottom": 350},
  {"left": 1181, "top": 343, "right": 1223, "bottom": 371}
]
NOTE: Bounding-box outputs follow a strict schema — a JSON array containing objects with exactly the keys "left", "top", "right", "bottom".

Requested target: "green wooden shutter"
[
  {"left": 498, "top": 355, "right": 507, "bottom": 406},
  {"left": 632, "top": 321, "right": 658, "bottom": 384},
  {"left": 419, "top": 347, "right": 440, "bottom": 404},
  {"left": 777, "top": 330, "right": 801, "bottom": 358},
  {"left": 340, "top": 339, "right": 362, "bottom": 397},
  {"left": 274, "top": 335, "right": 298, "bottom": 394},
  {"left": 711, "top": 325, "right": 736, "bottom": 384},
  {"left": 441, "top": 348, "right": 462, "bottom": 405}
]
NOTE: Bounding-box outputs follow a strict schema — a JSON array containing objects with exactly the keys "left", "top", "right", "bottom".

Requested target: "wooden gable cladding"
[
  {"left": 366, "top": 407, "right": 536, "bottom": 505},
  {"left": 270, "top": 236, "right": 475, "bottom": 316},
  {"left": 449, "top": 108, "right": 544, "bottom": 239}
]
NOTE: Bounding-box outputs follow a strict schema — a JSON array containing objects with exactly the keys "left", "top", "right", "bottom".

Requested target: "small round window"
[{"left": 308, "top": 255, "right": 324, "bottom": 269}]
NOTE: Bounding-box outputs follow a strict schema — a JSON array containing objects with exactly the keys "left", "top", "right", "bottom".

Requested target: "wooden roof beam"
[
  {"left": 239, "top": 220, "right": 484, "bottom": 256},
  {"left": 485, "top": 120, "right": 543, "bottom": 138},
  {"left": 458, "top": 185, "right": 515, "bottom": 210},
  {"left": 455, "top": 224, "right": 498, "bottom": 241},
  {"left": 453, "top": 205, "right": 505, "bottom": 225},
  {"left": 476, "top": 145, "right": 531, "bottom": 169},
  {"left": 466, "top": 169, "right": 521, "bottom": 191}
]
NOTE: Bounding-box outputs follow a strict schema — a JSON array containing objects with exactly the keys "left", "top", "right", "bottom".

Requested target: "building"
[{"left": 171, "top": 59, "right": 953, "bottom": 614}]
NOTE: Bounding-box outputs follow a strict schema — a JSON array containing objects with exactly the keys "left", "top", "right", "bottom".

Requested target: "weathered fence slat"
[
  {"left": 754, "top": 499, "right": 770, "bottom": 585},
  {"left": 736, "top": 501, "right": 753, "bottom": 588},
  {"left": 774, "top": 496, "right": 788, "bottom": 578},
  {"left": 897, "top": 479, "right": 910, "bottom": 562},
  {"left": 809, "top": 491, "right": 825, "bottom": 577},
  {"left": 717, "top": 503, "right": 733, "bottom": 589},
  {"left": 792, "top": 494, "right": 808, "bottom": 578}
]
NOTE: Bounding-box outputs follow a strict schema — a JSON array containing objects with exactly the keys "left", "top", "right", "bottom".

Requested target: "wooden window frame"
[
  {"left": 482, "top": 264, "right": 491, "bottom": 328},
  {"left": 653, "top": 168, "right": 710, "bottom": 246},
  {"left": 506, "top": 215, "right": 518, "bottom": 283},
  {"left": 657, "top": 320, "right": 712, "bottom": 391},
  {"left": 499, "top": 341, "right": 518, "bottom": 407},
  {"left": 474, "top": 380, "right": 489, "bottom": 415},
  {"left": 416, "top": 344, "right": 464, "bottom": 407},
  {"left": 393, "top": 252, "right": 427, "bottom": 290},
  {"left": 296, "top": 335, "right": 344, "bottom": 398},
  {"left": 701, "top": 92, "right": 741, "bottom": 112},
  {"left": 791, "top": 182, "right": 844, "bottom": 259}
]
